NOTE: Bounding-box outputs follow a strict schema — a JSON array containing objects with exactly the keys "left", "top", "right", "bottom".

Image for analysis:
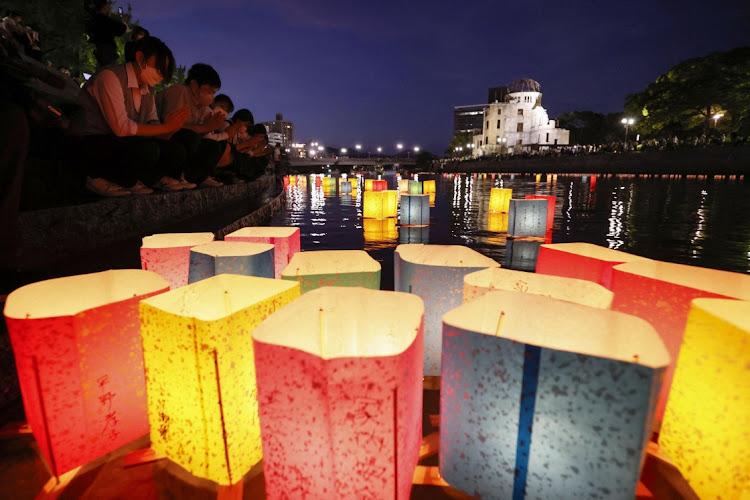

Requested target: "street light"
[
  {"left": 340, "top": 147, "right": 347, "bottom": 155},
  {"left": 621, "top": 118, "right": 635, "bottom": 147},
  {"left": 712, "top": 113, "right": 723, "bottom": 127}
]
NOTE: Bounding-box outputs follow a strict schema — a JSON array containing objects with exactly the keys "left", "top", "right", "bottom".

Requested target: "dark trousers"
[{"left": 169, "top": 129, "right": 224, "bottom": 183}]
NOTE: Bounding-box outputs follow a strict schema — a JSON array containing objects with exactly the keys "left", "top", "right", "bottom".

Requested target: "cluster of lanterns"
[{"left": 3, "top": 225, "right": 749, "bottom": 497}]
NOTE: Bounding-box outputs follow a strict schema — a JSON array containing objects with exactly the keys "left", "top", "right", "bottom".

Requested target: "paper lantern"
[
  {"left": 489, "top": 188, "right": 512, "bottom": 212},
  {"left": 363, "top": 218, "right": 398, "bottom": 241},
  {"left": 610, "top": 260, "right": 750, "bottom": 420},
  {"left": 224, "top": 226, "right": 301, "bottom": 279},
  {"left": 536, "top": 242, "right": 647, "bottom": 289},
  {"left": 408, "top": 181, "right": 423, "bottom": 194},
  {"left": 525, "top": 194, "right": 556, "bottom": 229},
  {"left": 399, "top": 226, "right": 429, "bottom": 244},
  {"left": 282, "top": 249, "right": 381, "bottom": 293},
  {"left": 340, "top": 180, "right": 352, "bottom": 194},
  {"left": 322, "top": 176, "right": 333, "bottom": 189},
  {"left": 283, "top": 176, "right": 290, "bottom": 187},
  {"left": 384, "top": 190, "right": 398, "bottom": 218},
  {"left": 141, "top": 232, "right": 215, "bottom": 289},
  {"left": 508, "top": 199, "right": 547, "bottom": 238},
  {"left": 394, "top": 244, "right": 500, "bottom": 375},
  {"left": 363, "top": 191, "right": 397, "bottom": 219},
  {"left": 348, "top": 176, "right": 358, "bottom": 190},
  {"left": 428, "top": 192, "right": 436, "bottom": 207},
  {"left": 188, "top": 241, "right": 275, "bottom": 283},
  {"left": 440, "top": 290, "right": 669, "bottom": 499},
  {"left": 253, "top": 287, "right": 424, "bottom": 500},
  {"left": 505, "top": 238, "right": 541, "bottom": 272},
  {"left": 399, "top": 179, "right": 410, "bottom": 192},
  {"left": 422, "top": 180, "right": 436, "bottom": 194},
  {"left": 315, "top": 176, "right": 322, "bottom": 187},
  {"left": 3, "top": 270, "right": 170, "bottom": 477},
  {"left": 288, "top": 175, "right": 296, "bottom": 184},
  {"left": 364, "top": 178, "right": 374, "bottom": 191},
  {"left": 463, "top": 267, "right": 614, "bottom": 309},
  {"left": 373, "top": 180, "right": 387, "bottom": 191},
  {"left": 659, "top": 298, "right": 750, "bottom": 499},
  {"left": 400, "top": 194, "right": 430, "bottom": 226},
  {"left": 488, "top": 212, "right": 508, "bottom": 232},
  {"left": 139, "top": 274, "right": 300, "bottom": 485}
]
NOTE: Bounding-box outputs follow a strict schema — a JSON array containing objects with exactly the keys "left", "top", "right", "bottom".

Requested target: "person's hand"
[
  {"left": 202, "top": 111, "right": 225, "bottom": 132},
  {"left": 236, "top": 135, "right": 264, "bottom": 153},
  {"left": 224, "top": 121, "right": 245, "bottom": 139},
  {"left": 164, "top": 108, "right": 189, "bottom": 131}
]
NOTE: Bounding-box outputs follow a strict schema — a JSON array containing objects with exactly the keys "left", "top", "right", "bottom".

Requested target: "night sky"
[{"left": 125, "top": 0, "right": 749, "bottom": 154}]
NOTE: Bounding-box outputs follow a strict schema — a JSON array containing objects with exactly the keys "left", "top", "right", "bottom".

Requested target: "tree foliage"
[
  {"left": 445, "top": 132, "right": 473, "bottom": 157},
  {"left": 625, "top": 47, "right": 750, "bottom": 137},
  {"left": 556, "top": 111, "right": 625, "bottom": 144}
]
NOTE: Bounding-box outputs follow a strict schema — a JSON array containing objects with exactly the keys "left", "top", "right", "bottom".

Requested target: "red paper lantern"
[
  {"left": 372, "top": 180, "right": 388, "bottom": 191},
  {"left": 140, "top": 233, "right": 215, "bottom": 289}
]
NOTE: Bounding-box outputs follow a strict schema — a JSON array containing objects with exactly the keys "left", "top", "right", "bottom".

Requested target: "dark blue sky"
[{"left": 126, "top": 0, "right": 749, "bottom": 154}]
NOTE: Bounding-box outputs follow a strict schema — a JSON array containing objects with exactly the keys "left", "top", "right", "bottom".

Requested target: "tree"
[
  {"left": 415, "top": 151, "right": 436, "bottom": 171},
  {"left": 445, "top": 133, "right": 473, "bottom": 157},
  {"left": 557, "top": 111, "right": 624, "bottom": 145}
]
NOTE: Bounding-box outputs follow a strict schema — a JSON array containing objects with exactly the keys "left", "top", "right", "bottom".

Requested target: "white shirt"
[{"left": 87, "top": 62, "right": 156, "bottom": 137}]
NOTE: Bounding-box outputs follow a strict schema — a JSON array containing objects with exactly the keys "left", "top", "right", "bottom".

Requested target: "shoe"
[
  {"left": 153, "top": 176, "right": 184, "bottom": 191},
  {"left": 199, "top": 176, "right": 223, "bottom": 188},
  {"left": 179, "top": 174, "right": 197, "bottom": 190},
  {"left": 128, "top": 181, "right": 154, "bottom": 195},
  {"left": 86, "top": 177, "right": 130, "bottom": 197}
]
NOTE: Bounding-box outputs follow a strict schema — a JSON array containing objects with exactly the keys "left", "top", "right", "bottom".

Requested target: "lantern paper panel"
[
  {"left": 422, "top": 180, "right": 436, "bottom": 194},
  {"left": 610, "top": 260, "right": 750, "bottom": 420},
  {"left": 488, "top": 212, "right": 508, "bottom": 232},
  {"left": 507, "top": 199, "right": 547, "bottom": 238},
  {"left": 372, "top": 180, "right": 388, "bottom": 191},
  {"left": 399, "top": 179, "right": 410, "bottom": 192},
  {"left": 463, "top": 267, "right": 614, "bottom": 309},
  {"left": 340, "top": 181, "right": 352, "bottom": 194},
  {"left": 440, "top": 290, "right": 669, "bottom": 500},
  {"left": 252, "top": 287, "right": 424, "bottom": 500},
  {"left": 505, "top": 238, "right": 541, "bottom": 272},
  {"left": 408, "top": 181, "right": 423, "bottom": 194},
  {"left": 659, "top": 299, "right": 750, "bottom": 499},
  {"left": 139, "top": 274, "right": 301, "bottom": 485},
  {"left": 535, "top": 242, "right": 647, "bottom": 290},
  {"left": 224, "top": 226, "right": 301, "bottom": 279},
  {"left": 363, "top": 218, "right": 398, "bottom": 241},
  {"left": 188, "top": 241, "right": 274, "bottom": 283},
  {"left": 384, "top": 190, "right": 398, "bottom": 218},
  {"left": 364, "top": 179, "right": 374, "bottom": 191},
  {"left": 399, "top": 226, "right": 429, "bottom": 244},
  {"left": 394, "top": 244, "right": 500, "bottom": 375},
  {"left": 363, "top": 191, "right": 397, "bottom": 219},
  {"left": 4, "top": 270, "right": 170, "bottom": 477},
  {"left": 489, "top": 188, "right": 512, "bottom": 213},
  {"left": 400, "top": 194, "right": 430, "bottom": 226},
  {"left": 141, "top": 233, "right": 215, "bottom": 289},
  {"left": 282, "top": 249, "right": 381, "bottom": 294},
  {"left": 525, "top": 194, "right": 556, "bottom": 229}
]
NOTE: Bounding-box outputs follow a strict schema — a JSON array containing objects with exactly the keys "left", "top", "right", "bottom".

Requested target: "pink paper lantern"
[
  {"left": 525, "top": 194, "right": 556, "bottom": 229},
  {"left": 3, "top": 270, "right": 170, "bottom": 478},
  {"left": 140, "top": 233, "right": 215, "bottom": 288},
  {"left": 253, "top": 287, "right": 424, "bottom": 499},
  {"left": 224, "top": 226, "right": 301, "bottom": 279}
]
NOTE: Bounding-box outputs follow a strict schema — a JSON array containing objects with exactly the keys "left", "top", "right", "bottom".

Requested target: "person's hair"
[
  {"left": 126, "top": 36, "right": 175, "bottom": 82},
  {"left": 232, "top": 108, "right": 253, "bottom": 125},
  {"left": 213, "top": 94, "right": 234, "bottom": 113},
  {"left": 131, "top": 26, "right": 149, "bottom": 39},
  {"left": 250, "top": 123, "right": 267, "bottom": 136},
  {"left": 123, "top": 27, "right": 151, "bottom": 61},
  {"left": 185, "top": 63, "right": 221, "bottom": 89}
]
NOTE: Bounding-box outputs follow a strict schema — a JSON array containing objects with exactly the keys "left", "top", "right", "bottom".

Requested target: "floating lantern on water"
[
  {"left": 139, "top": 274, "right": 300, "bottom": 486},
  {"left": 399, "top": 179, "right": 410, "bottom": 192},
  {"left": 440, "top": 290, "right": 669, "bottom": 499},
  {"left": 373, "top": 180, "right": 388, "bottom": 191},
  {"left": 536, "top": 242, "right": 647, "bottom": 290},
  {"left": 315, "top": 176, "right": 322, "bottom": 187},
  {"left": 399, "top": 226, "right": 429, "bottom": 244},
  {"left": 188, "top": 241, "right": 275, "bottom": 283},
  {"left": 508, "top": 199, "right": 547, "bottom": 238},
  {"left": 364, "top": 179, "right": 375, "bottom": 191},
  {"left": 340, "top": 180, "right": 352, "bottom": 194},
  {"left": 224, "top": 226, "right": 301, "bottom": 280},
  {"left": 505, "top": 238, "right": 542, "bottom": 272},
  {"left": 463, "top": 267, "right": 614, "bottom": 309},
  {"left": 363, "top": 190, "right": 397, "bottom": 218},
  {"left": 394, "top": 244, "right": 500, "bottom": 375},
  {"left": 408, "top": 181, "right": 423, "bottom": 194},
  {"left": 282, "top": 249, "right": 381, "bottom": 293},
  {"left": 3, "top": 270, "right": 170, "bottom": 478},
  {"left": 489, "top": 188, "right": 512, "bottom": 213},
  {"left": 140, "top": 232, "right": 215, "bottom": 289},
  {"left": 610, "top": 260, "right": 750, "bottom": 420},
  {"left": 659, "top": 298, "right": 750, "bottom": 499},
  {"left": 488, "top": 212, "right": 509, "bottom": 232},
  {"left": 253, "top": 287, "right": 424, "bottom": 500},
  {"left": 363, "top": 218, "right": 398, "bottom": 241},
  {"left": 422, "top": 180, "right": 436, "bottom": 194},
  {"left": 400, "top": 194, "right": 430, "bottom": 226},
  {"left": 525, "top": 194, "right": 556, "bottom": 229}
]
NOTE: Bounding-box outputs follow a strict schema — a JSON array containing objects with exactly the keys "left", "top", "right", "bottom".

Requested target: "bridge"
[{"left": 287, "top": 157, "right": 416, "bottom": 169}]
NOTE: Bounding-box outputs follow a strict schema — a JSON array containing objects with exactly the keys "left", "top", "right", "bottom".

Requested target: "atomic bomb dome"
[{"left": 508, "top": 78, "right": 541, "bottom": 94}]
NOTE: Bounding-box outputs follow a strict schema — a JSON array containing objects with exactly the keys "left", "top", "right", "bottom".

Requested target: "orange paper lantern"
[
  {"left": 224, "top": 226, "right": 301, "bottom": 279},
  {"left": 140, "top": 232, "right": 215, "bottom": 288},
  {"left": 372, "top": 180, "right": 388, "bottom": 191}
]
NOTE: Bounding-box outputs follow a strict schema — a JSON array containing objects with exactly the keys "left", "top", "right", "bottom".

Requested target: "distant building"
[
  {"left": 453, "top": 104, "right": 485, "bottom": 137},
  {"left": 261, "top": 113, "right": 294, "bottom": 147}
]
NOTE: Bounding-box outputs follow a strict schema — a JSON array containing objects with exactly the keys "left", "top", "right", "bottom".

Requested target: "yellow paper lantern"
[
  {"left": 489, "top": 188, "right": 512, "bottom": 213},
  {"left": 659, "top": 298, "right": 750, "bottom": 499},
  {"left": 140, "top": 232, "right": 215, "bottom": 289},
  {"left": 282, "top": 249, "right": 381, "bottom": 293},
  {"left": 363, "top": 217, "right": 398, "bottom": 241},
  {"left": 399, "top": 179, "right": 410, "bottom": 192},
  {"left": 463, "top": 267, "right": 614, "bottom": 309},
  {"left": 364, "top": 178, "right": 375, "bottom": 191},
  {"left": 488, "top": 212, "right": 509, "bottom": 232},
  {"left": 384, "top": 189, "right": 398, "bottom": 217},
  {"left": 363, "top": 190, "right": 398, "bottom": 219},
  {"left": 139, "top": 274, "right": 301, "bottom": 485},
  {"left": 422, "top": 180, "right": 436, "bottom": 194}
]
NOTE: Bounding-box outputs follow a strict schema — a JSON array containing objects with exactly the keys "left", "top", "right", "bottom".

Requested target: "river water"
[{"left": 269, "top": 172, "right": 750, "bottom": 289}]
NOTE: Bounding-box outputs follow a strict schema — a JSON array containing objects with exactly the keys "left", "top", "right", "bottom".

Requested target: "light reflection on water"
[{"left": 271, "top": 173, "right": 750, "bottom": 289}]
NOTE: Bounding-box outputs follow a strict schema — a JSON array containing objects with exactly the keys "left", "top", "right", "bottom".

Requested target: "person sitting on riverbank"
[
  {"left": 156, "top": 62, "right": 226, "bottom": 188},
  {"left": 70, "top": 36, "right": 190, "bottom": 197}
]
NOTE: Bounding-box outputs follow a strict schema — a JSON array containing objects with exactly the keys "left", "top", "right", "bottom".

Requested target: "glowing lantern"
[
  {"left": 224, "top": 226, "right": 301, "bottom": 279},
  {"left": 288, "top": 175, "right": 296, "bottom": 184},
  {"left": 385, "top": 190, "right": 398, "bottom": 217},
  {"left": 3, "top": 270, "right": 170, "bottom": 478},
  {"left": 400, "top": 194, "right": 430, "bottom": 226},
  {"left": 373, "top": 180, "right": 387, "bottom": 191},
  {"left": 253, "top": 287, "right": 424, "bottom": 500},
  {"left": 364, "top": 179, "right": 375, "bottom": 191},
  {"left": 440, "top": 290, "right": 669, "bottom": 499},
  {"left": 363, "top": 191, "right": 397, "bottom": 219},
  {"left": 315, "top": 176, "right": 322, "bottom": 187},
  {"left": 340, "top": 180, "right": 352, "bottom": 194},
  {"left": 139, "top": 274, "right": 300, "bottom": 485},
  {"left": 463, "top": 267, "right": 614, "bottom": 309},
  {"left": 508, "top": 199, "right": 547, "bottom": 238},
  {"left": 489, "top": 188, "right": 512, "bottom": 212},
  {"left": 363, "top": 218, "right": 398, "bottom": 241},
  {"left": 322, "top": 176, "right": 332, "bottom": 189},
  {"left": 505, "top": 238, "right": 541, "bottom": 272},
  {"left": 140, "top": 232, "right": 215, "bottom": 289},
  {"left": 536, "top": 242, "right": 647, "bottom": 289},
  {"left": 408, "top": 181, "right": 423, "bottom": 194},
  {"left": 399, "top": 226, "right": 429, "bottom": 244},
  {"left": 525, "top": 194, "right": 556, "bottom": 229},
  {"left": 610, "top": 260, "right": 750, "bottom": 420},
  {"left": 348, "top": 177, "right": 358, "bottom": 190},
  {"left": 188, "top": 241, "right": 275, "bottom": 283},
  {"left": 394, "top": 244, "right": 500, "bottom": 375},
  {"left": 422, "top": 180, "right": 436, "bottom": 194},
  {"left": 488, "top": 212, "right": 508, "bottom": 232},
  {"left": 399, "top": 179, "right": 410, "bottom": 192},
  {"left": 428, "top": 192, "right": 436, "bottom": 207},
  {"left": 659, "top": 298, "right": 750, "bottom": 499},
  {"left": 283, "top": 176, "right": 290, "bottom": 187},
  {"left": 282, "top": 249, "right": 381, "bottom": 293}
]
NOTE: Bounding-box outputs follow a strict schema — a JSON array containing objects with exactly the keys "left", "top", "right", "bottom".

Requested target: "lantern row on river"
[
  {"left": 282, "top": 249, "right": 381, "bottom": 294},
  {"left": 188, "top": 241, "right": 275, "bottom": 283},
  {"left": 141, "top": 232, "right": 215, "bottom": 288},
  {"left": 224, "top": 226, "right": 301, "bottom": 279}
]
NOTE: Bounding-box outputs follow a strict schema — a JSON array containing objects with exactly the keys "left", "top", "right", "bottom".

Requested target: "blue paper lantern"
[
  {"left": 340, "top": 181, "right": 352, "bottom": 194},
  {"left": 508, "top": 199, "right": 547, "bottom": 238},
  {"left": 188, "top": 241, "right": 275, "bottom": 283},
  {"left": 400, "top": 194, "right": 430, "bottom": 226}
]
